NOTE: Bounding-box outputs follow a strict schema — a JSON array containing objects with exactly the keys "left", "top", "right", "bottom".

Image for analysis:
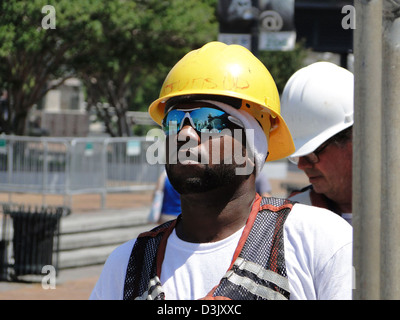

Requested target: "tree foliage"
[
  {"left": 0, "top": 0, "right": 218, "bottom": 136},
  {"left": 258, "top": 41, "right": 309, "bottom": 94},
  {"left": 77, "top": 0, "right": 218, "bottom": 136},
  {"left": 0, "top": 0, "right": 111, "bottom": 134}
]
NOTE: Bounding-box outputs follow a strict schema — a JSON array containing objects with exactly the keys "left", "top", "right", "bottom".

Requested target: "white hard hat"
[{"left": 281, "top": 61, "right": 354, "bottom": 159}]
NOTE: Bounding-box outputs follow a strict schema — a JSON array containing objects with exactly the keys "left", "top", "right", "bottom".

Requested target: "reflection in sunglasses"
[{"left": 162, "top": 107, "right": 243, "bottom": 136}]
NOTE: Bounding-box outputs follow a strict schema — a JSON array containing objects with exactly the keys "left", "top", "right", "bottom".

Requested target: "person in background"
[
  {"left": 148, "top": 170, "right": 181, "bottom": 224},
  {"left": 281, "top": 62, "right": 353, "bottom": 225}
]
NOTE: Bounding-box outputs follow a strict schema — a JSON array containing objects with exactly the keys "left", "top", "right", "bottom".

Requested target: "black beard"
[{"left": 166, "top": 163, "right": 242, "bottom": 194}]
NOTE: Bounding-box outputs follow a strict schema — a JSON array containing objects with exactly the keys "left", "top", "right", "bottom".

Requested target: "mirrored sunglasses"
[{"left": 162, "top": 107, "right": 243, "bottom": 135}]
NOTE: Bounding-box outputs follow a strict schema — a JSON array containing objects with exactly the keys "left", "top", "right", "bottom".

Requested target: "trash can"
[
  {"left": 2, "top": 204, "right": 70, "bottom": 277},
  {"left": 0, "top": 210, "right": 12, "bottom": 281},
  {"left": 0, "top": 240, "right": 8, "bottom": 280}
]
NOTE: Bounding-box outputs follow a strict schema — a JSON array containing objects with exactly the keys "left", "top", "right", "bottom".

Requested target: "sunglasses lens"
[
  {"left": 162, "top": 107, "right": 241, "bottom": 135},
  {"left": 192, "top": 108, "right": 227, "bottom": 133},
  {"left": 162, "top": 111, "right": 183, "bottom": 135}
]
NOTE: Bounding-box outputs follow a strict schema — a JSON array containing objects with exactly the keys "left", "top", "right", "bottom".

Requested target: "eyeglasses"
[
  {"left": 289, "top": 140, "right": 331, "bottom": 165},
  {"left": 162, "top": 107, "right": 243, "bottom": 136}
]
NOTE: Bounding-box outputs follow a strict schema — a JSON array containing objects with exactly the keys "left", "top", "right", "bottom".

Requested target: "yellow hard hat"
[{"left": 148, "top": 41, "right": 294, "bottom": 161}]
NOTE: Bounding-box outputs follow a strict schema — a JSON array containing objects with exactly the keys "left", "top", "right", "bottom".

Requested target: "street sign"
[
  {"left": 217, "top": 0, "right": 258, "bottom": 51},
  {"left": 258, "top": 30, "right": 296, "bottom": 51},
  {"left": 217, "top": 0, "right": 296, "bottom": 52}
]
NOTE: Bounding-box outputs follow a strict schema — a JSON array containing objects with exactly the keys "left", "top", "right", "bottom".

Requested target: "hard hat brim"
[{"left": 290, "top": 121, "right": 353, "bottom": 158}]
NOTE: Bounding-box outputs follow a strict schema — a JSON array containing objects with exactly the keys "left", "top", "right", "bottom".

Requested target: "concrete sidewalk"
[{"left": 0, "top": 264, "right": 104, "bottom": 300}]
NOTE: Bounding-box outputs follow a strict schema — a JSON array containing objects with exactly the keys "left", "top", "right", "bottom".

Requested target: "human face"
[
  {"left": 164, "top": 102, "right": 252, "bottom": 194},
  {"left": 297, "top": 140, "right": 352, "bottom": 202}
]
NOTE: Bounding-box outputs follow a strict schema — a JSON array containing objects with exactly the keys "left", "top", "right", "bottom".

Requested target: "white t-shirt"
[{"left": 90, "top": 203, "right": 353, "bottom": 300}]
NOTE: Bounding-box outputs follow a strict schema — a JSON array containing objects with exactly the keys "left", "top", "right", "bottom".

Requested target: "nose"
[
  {"left": 297, "top": 156, "right": 314, "bottom": 170},
  {"left": 177, "top": 119, "right": 200, "bottom": 144}
]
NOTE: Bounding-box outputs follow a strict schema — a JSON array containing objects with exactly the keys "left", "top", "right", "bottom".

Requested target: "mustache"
[{"left": 304, "top": 168, "right": 321, "bottom": 176}]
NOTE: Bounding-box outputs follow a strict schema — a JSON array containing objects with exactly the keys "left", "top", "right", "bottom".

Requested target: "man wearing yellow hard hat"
[{"left": 91, "top": 42, "right": 352, "bottom": 300}]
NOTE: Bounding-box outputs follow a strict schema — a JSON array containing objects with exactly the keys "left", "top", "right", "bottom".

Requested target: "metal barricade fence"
[{"left": 0, "top": 135, "right": 163, "bottom": 208}]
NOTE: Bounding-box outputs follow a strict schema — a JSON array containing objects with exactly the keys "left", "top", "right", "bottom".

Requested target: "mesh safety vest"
[{"left": 123, "top": 195, "right": 294, "bottom": 300}]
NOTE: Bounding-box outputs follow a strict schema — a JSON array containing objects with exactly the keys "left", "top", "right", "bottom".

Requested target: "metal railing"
[{"left": 0, "top": 135, "right": 163, "bottom": 208}]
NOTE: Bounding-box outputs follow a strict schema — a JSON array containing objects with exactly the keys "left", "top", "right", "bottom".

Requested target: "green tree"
[
  {"left": 79, "top": 0, "right": 218, "bottom": 136},
  {"left": 0, "top": 0, "right": 218, "bottom": 136},
  {"left": 0, "top": 0, "right": 108, "bottom": 135},
  {"left": 258, "top": 41, "right": 309, "bottom": 94}
]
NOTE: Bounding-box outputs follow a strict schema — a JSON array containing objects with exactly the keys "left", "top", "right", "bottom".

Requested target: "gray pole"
[
  {"left": 380, "top": 0, "right": 400, "bottom": 299},
  {"left": 353, "top": 0, "right": 382, "bottom": 300}
]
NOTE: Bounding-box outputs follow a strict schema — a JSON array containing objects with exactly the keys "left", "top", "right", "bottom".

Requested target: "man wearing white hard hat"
[{"left": 281, "top": 62, "right": 353, "bottom": 225}]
